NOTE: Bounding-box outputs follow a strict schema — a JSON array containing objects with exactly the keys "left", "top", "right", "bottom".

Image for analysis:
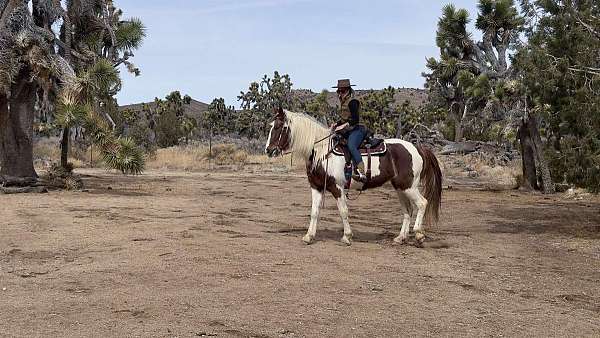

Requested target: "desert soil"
[{"left": 1, "top": 169, "right": 599, "bottom": 337}]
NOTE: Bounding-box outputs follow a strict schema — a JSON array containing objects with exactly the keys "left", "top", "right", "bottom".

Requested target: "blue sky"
[{"left": 116, "top": 0, "right": 479, "bottom": 107}]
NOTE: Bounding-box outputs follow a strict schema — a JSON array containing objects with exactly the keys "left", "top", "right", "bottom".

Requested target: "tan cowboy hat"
[{"left": 332, "top": 79, "right": 356, "bottom": 89}]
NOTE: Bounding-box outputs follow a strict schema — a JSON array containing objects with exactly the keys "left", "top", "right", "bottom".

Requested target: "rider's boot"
[
  {"left": 353, "top": 162, "right": 368, "bottom": 182},
  {"left": 344, "top": 162, "right": 353, "bottom": 189}
]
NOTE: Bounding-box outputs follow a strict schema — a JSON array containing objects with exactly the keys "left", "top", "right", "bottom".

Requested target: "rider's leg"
[{"left": 347, "top": 127, "right": 367, "bottom": 178}]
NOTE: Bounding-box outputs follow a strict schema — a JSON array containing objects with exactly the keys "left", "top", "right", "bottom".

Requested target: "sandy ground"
[{"left": 1, "top": 168, "right": 599, "bottom": 338}]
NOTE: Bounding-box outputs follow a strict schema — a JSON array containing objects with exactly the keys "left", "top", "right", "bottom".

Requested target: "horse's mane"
[{"left": 284, "top": 110, "right": 330, "bottom": 167}]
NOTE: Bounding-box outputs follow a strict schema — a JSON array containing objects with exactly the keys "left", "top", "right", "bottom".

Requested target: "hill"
[
  {"left": 119, "top": 99, "right": 210, "bottom": 121},
  {"left": 117, "top": 88, "right": 428, "bottom": 119},
  {"left": 292, "top": 87, "right": 428, "bottom": 108}
]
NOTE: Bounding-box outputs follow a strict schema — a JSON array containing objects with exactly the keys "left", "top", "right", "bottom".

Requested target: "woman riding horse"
[
  {"left": 330, "top": 79, "right": 367, "bottom": 182},
  {"left": 265, "top": 106, "right": 442, "bottom": 246}
]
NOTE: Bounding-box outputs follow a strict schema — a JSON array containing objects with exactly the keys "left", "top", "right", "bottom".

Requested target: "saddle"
[
  {"left": 331, "top": 135, "right": 386, "bottom": 157},
  {"left": 331, "top": 132, "right": 386, "bottom": 184}
]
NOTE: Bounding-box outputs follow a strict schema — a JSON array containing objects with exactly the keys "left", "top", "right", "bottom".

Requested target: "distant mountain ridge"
[
  {"left": 119, "top": 99, "right": 210, "bottom": 121},
  {"left": 118, "top": 88, "right": 428, "bottom": 118},
  {"left": 291, "top": 87, "right": 428, "bottom": 108}
]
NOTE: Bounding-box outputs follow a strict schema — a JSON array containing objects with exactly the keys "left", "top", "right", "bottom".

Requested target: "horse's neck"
[{"left": 288, "top": 114, "right": 329, "bottom": 162}]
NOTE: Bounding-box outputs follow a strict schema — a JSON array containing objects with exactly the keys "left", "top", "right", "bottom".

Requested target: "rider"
[{"left": 331, "top": 79, "right": 367, "bottom": 182}]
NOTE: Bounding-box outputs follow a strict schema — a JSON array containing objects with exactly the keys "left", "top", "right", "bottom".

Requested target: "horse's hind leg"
[
  {"left": 335, "top": 189, "right": 353, "bottom": 245},
  {"left": 405, "top": 188, "right": 428, "bottom": 243},
  {"left": 303, "top": 188, "right": 323, "bottom": 244},
  {"left": 393, "top": 190, "right": 413, "bottom": 244}
]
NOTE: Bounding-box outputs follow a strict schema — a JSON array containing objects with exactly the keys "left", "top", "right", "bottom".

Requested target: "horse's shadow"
[{"left": 267, "top": 227, "right": 396, "bottom": 244}]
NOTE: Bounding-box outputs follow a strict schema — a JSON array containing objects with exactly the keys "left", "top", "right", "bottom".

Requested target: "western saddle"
[{"left": 332, "top": 131, "right": 387, "bottom": 183}]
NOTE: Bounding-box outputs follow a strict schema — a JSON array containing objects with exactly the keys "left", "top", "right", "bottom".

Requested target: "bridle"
[{"left": 270, "top": 122, "right": 291, "bottom": 155}]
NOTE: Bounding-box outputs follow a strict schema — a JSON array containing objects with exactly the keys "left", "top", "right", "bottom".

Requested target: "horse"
[{"left": 265, "top": 107, "right": 442, "bottom": 246}]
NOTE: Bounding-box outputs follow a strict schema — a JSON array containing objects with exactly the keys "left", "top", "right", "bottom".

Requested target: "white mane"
[{"left": 284, "top": 110, "right": 330, "bottom": 167}]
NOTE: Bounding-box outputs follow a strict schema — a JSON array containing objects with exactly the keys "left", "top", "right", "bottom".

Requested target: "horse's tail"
[{"left": 418, "top": 145, "right": 442, "bottom": 226}]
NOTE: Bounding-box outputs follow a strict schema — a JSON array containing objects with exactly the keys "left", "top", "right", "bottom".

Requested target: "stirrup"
[{"left": 352, "top": 171, "right": 367, "bottom": 183}]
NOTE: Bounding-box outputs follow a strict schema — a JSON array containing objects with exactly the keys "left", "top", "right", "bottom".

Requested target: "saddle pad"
[{"left": 332, "top": 141, "right": 387, "bottom": 156}]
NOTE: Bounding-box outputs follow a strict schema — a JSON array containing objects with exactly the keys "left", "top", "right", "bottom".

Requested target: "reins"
[
  {"left": 313, "top": 133, "right": 362, "bottom": 203},
  {"left": 321, "top": 135, "right": 332, "bottom": 208},
  {"left": 314, "top": 133, "right": 334, "bottom": 145}
]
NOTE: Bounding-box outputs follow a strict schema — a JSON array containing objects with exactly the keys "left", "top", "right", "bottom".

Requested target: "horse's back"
[
  {"left": 384, "top": 139, "right": 423, "bottom": 165},
  {"left": 383, "top": 139, "right": 424, "bottom": 185}
]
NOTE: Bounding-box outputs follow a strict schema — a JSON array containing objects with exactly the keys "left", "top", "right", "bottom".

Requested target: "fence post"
[{"left": 209, "top": 126, "right": 213, "bottom": 170}]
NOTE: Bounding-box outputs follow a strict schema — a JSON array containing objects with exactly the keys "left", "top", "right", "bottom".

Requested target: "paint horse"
[{"left": 265, "top": 107, "right": 442, "bottom": 246}]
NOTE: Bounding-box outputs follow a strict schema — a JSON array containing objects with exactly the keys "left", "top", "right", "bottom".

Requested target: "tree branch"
[
  {"left": 495, "top": 29, "right": 511, "bottom": 72},
  {"left": 481, "top": 30, "right": 499, "bottom": 69},
  {"left": 101, "top": 1, "right": 117, "bottom": 60},
  {"left": 0, "top": 0, "right": 23, "bottom": 29},
  {"left": 569, "top": 67, "right": 600, "bottom": 77},
  {"left": 576, "top": 15, "right": 600, "bottom": 39}
]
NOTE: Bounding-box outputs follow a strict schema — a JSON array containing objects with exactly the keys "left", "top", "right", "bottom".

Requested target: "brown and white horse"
[{"left": 265, "top": 107, "right": 442, "bottom": 246}]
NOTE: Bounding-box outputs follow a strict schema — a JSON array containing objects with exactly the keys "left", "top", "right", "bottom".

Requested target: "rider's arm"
[{"left": 348, "top": 99, "right": 360, "bottom": 126}]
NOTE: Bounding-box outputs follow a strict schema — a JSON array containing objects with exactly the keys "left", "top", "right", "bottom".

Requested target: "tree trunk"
[
  {"left": 0, "top": 70, "right": 38, "bottom": 180},
  {"left": 518, "top": 119, "right": 538, "bottom": 190},
  {"left": 395, "top": 115, "right": 403, "bottom": 139},
  {"left": 454, "top": 118, "right": 464, "bottom": 142},
  {"left": 60, "top": 126, "right": 70, "bottom": 168},
  {"left": 209, "top": 126, "right": 213, "bottom": 158},
  {"left": 528, "top": 115, "right": 555, "bottom": 194},
  {"left": 517, "top": 115, "right": 555, "bottom": 194},
  {"left": 450, "top": 102, "right": 465, "bottom": 142}
]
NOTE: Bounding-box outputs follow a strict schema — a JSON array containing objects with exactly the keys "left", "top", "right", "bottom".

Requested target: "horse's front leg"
[
  {"left": 303, "top": 188, "right": 323, "bottom": 244},
  {"left": 336, "top": 188, "right": 353, "bottom": 245}
]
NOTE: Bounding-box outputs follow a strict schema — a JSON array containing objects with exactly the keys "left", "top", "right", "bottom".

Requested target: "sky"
[{"left": 116, "top": 0, "right": 479, "bottom": 108}]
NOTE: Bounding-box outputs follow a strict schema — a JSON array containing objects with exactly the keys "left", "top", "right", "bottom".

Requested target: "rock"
[
  {"left": 555, "top": 183, "right": 571, "bottom": 193},
  {"left": 0, "top": 175, "right": 38, "bottom": 187},
  {"left": 468, "top": 171, "right": 479, "bottom": 178},
  {"left": 0, "top": 186, "right": 48, "bottom": 194},
  {"left": 181, "top": 231, "right": 194, "bottom": 239},
  {"left": 441, "top": 142, "right": 478, "bottom": 155},
  {"left": 272, "top": 166, "right": 289, "bottom": 174},
  {"left": 565, "top": 188, "right": 591, "bottom": 200}
]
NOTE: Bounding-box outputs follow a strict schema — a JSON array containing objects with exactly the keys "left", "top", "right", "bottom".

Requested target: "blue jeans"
[{"left": 346, "top": 125, "right": 367, "bottom": 166}]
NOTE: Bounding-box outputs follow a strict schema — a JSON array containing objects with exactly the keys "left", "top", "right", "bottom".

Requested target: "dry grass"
[
  {"left": 146, "top": 144, "right": 299, "bottom": 172},
  {"left": 33, "top": 138, "right": 103, "bottom": 170},
  {"left": 439, "top": 153, "right": 521, "bottom": 189},
  {"left": 35, "top": 139, "right": 521, "bottom": 185},
  {"left": 33, "top": 138, "right": 298, "bottom": 173}
]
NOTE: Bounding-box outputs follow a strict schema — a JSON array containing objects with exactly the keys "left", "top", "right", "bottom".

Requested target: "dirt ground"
[{"left": 1, "top": 168, "right": 599, "bottom": 337}]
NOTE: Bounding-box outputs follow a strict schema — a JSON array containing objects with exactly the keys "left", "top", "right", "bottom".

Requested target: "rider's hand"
[{"left": 335, "top": 123, "right": 349, "bottom": 132}]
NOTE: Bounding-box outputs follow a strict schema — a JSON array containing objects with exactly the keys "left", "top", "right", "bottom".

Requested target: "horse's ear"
[{"left": 273, "top": 105, "right": 285, "bottom": 119}]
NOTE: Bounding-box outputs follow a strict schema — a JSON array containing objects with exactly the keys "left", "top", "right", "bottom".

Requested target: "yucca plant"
[
  {"left": 102, "top": 137, "right": 145, "bottom": 175},
  {"left": 58, "top": 61, "right": 146, "bottom": 175},
  {"left": 56, "top": 95, "right": 91, "bottom": 128}
]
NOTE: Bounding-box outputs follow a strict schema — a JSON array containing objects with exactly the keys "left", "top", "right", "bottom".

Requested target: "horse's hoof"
[
  {"left": 341, "top": 236, "right": 352, "bottom": 246},
  {"left": 302, "top": 235, "right": 314, "bottom": 245},
  {"left": 393, "top": 236, "right": 408, "bottom": 245}
]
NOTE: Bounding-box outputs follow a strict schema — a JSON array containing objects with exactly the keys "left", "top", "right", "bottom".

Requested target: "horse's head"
[{"left": 265, "top": 106, "right": 291, "bottom": 157}]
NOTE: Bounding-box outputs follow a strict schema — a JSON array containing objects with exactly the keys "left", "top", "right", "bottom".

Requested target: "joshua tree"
[
  {"left": 424, "top": 0, "right": 524, "bottom": 141},
  {"left": 515, "top": 0, "right": 599, "bottom": 192},
  {"left": 237, "top": 71, "right": 295, "bottom": 138},
  {"left": 0, "top": 0, "right": 146, "bottom": 185}
]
